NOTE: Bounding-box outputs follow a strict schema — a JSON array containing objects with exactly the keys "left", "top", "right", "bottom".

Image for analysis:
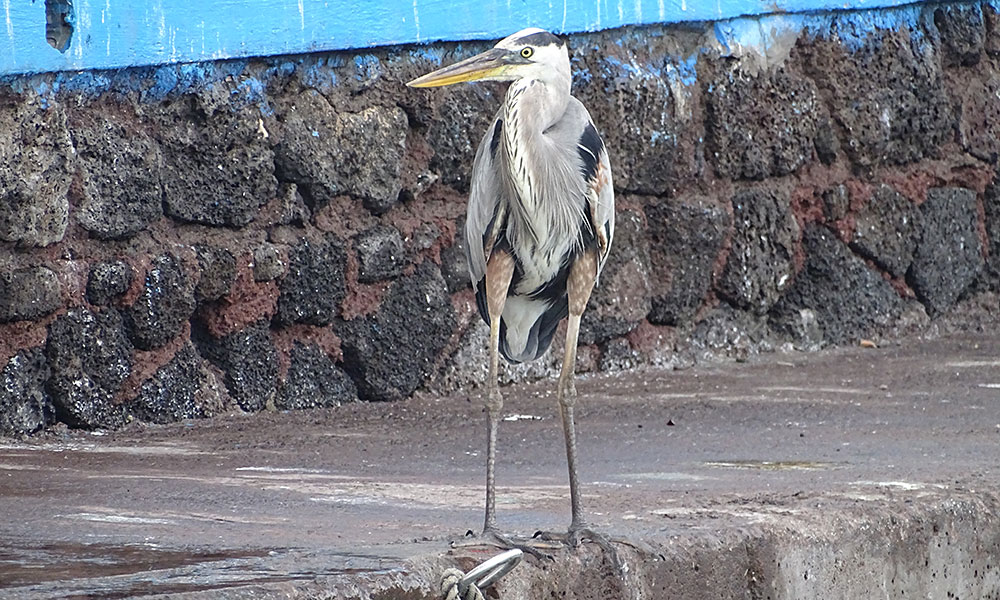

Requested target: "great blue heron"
[{"left": 408, "top": 28, "right": 615, "bottom": 549}]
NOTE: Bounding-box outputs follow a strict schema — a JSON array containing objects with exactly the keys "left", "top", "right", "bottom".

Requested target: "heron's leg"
[
  {"left": 483, "top": 250, "right": 514, "bottom": 534},
  {"left": 558, "top": 250, "right": 597, "bottom": 533},
  {"left": 533, "top": 250, "right": 632, "bottom": 579},
  {"left": 453, "top": 250, "right": 549, "bottom": 558}
]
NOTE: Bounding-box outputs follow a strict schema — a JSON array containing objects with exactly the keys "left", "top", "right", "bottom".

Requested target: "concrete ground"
[{"left": 2, "top": 333, "right": 1000, "bottom": 599}]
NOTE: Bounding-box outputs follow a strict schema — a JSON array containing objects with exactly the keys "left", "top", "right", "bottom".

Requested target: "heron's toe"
[{"left": 451, "top": 528, "right": 552, "bottom": 560}]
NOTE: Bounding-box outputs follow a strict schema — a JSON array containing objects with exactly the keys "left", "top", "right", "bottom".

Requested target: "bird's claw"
[
  {"left": 533, "top": 524, "right": 629, "bottom": 573},
  {"left": 450, "top": 528, "right": 553, "bottom": 560}
]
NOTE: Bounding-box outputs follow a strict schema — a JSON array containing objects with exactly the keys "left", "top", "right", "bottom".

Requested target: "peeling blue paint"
[
  {"left": 1, "top": 0, "right": 974, "bottom": 77},
  {"left": 353, "top": 54, "right": 383, "bottom": 82},
  {"left": 674, "top": 54, "right": 698, "bottom": 87},
  {"left": 2, "top": 0, "right": 995, "bottom": 109}
]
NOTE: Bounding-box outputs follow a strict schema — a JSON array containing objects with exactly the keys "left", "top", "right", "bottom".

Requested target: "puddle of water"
[
  {"left": 0, "top": 543, "right": 257, "bottom": 588},
  {"left": 621, "top": 471, "right": 714, "bottom": 482},
  {"left": 760, "top": 386, "right": 871, "bottom": 395},
  {"left": 704, "top": 460, "right": 837, "bottom": 471},
  {"left": 56, "top": 512, "right": 178, "bottom": 526},
  {"left": 947, "top": 360, "right": 1000, "bottom": 368},
  {"left": 0, "top": 542, "right": 387, "bottom": 599},
  {"left": 0, "top": 441, "right": 204, "bottom": 456},
  {"left": 849, "top": 480, "right": 948, "bottom": 491}
]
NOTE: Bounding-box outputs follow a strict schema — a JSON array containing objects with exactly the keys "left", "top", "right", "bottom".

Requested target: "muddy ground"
[{"left": 2, "top": 332, "right": 999, "bottom": 599}]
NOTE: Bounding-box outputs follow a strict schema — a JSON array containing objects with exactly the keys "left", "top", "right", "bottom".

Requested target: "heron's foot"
[
  {"left": 533, "top": 523, "right": 629, "bottom": 573},
  {"left": 450, "top": 527, "right": 552, "bottom": 560}
]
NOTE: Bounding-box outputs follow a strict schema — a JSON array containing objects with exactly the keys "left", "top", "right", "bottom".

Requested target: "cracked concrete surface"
[{"left": 2, "top": 333, "right": 999, "bottom": 598}]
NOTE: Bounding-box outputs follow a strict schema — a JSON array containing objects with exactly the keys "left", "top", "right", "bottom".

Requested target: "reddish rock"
[{"left": 197, "top": 262, "right": 279, "bottom": 339}]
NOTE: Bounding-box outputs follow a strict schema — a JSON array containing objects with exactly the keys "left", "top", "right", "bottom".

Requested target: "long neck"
[
  {"left": 501, "top": 76, "right": 569, "bottom": 187},
  {"left": 499, "top": 75, "right": 571, "bottom": 247},
  {"left": 502, "top": 75, "right": 570, "bottom": 139}
]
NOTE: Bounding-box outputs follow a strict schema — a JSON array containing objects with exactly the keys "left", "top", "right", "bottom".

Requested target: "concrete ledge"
[
  {"left": 313, "top": 487, "right": 1000, "bottom": 599},
  {"left": 2, "top": 334, "right": 999, "bottom": 598}
]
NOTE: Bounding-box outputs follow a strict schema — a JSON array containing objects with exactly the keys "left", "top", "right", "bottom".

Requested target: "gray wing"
[
  {"left": 464, "top": 114, "right": 507, "bottom": 287},
  {"left": 569, "top": 98, "right": 615, "bottom": 280},
  {"left": 591, "top": 137, "right": 615, "bottom": 279}
]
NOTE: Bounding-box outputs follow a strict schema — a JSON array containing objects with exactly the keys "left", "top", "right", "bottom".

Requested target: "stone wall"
[{"left": 2, "top": 2, "right": 999, "bottom": 436}]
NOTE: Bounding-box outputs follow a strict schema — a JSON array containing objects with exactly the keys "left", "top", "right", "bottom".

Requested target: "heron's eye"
[{"left": 520, "top": 47, "right": 533, "bottom": 58}]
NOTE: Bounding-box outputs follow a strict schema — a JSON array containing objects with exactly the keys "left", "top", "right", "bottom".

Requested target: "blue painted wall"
[{"left": 2, "top": 0, "right": 926, "bottom": 76}]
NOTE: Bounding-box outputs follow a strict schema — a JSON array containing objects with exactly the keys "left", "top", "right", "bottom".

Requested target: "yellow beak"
[{"left": 407, "top": 48, "right": 512, "bottom": 88}]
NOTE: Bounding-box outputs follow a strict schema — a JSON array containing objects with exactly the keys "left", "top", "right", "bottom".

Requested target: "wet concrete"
[{"left": 2, "top": 333, "right": 1000, "bottom": 598}]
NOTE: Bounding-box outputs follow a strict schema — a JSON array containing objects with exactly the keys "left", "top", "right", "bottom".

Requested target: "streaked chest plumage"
[{"left": 496, "top": 80, "right": 590, "bottom": 298}]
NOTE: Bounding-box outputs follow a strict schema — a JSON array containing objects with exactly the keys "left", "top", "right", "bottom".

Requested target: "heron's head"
[{"left": 407, "top": 28, "right": 569, "bottom": 88}]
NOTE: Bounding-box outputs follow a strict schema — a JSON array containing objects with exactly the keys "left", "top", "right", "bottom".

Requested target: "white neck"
[{"left": 499, "top": 74, "right": 571, "bottom": 251}]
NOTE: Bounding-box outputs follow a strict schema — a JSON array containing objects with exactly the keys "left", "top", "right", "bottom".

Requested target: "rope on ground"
[
  {"left": 440, "top": 548, "right": 523, "bottom": 600},
  {"left": 440, "top": 567, "right": 484, "bottom": 600}
]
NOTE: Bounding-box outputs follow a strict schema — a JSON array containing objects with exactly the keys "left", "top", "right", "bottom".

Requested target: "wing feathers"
[{"left": 466, "top": 97, "right": 615, "bottom": 364}]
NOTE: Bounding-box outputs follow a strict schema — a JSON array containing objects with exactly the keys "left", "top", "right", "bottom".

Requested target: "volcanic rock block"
[
  {"left": 354, "top": 225, "right": 406, "bottom": 283},
  {"left": 194, "top": 245, "right": 237, "bottom": 303},
  {"left": 124, "top": 254, "right": 197, "bottom": 351},
  {"left": 276, "top": 342, "right": 357, "bottom": 410},
  {"left": 598, "top": 337, "right": 642, "bottom": 372},
  {"left": 0, "top": 267, "right": 62, "bottom": 323},
  {"left": 275, "top": 235, "right": 347, "bottom": 326},
  {"left": 690, "top": 305, "right": 771, "bottom": 362},
  {"left": 160, "top": 100, "right": 277, "bottom": 227},
  {"left": 571, "top": 37, "right": 699, "bottom": 194},
  {"left": 580, "top": 209, "right": 652, "bottom": 344},
  {"left": 771, "top": 226, "right": 903, "bottom": 344},
  {"left": 424, "top": 77, "right": 502, "bottom": 193},
  {"left": 717, "top": 187, "right": 799, "bottom": 314},
  {"left": 127, "top": 343, "right": 223, "bottom": 424},
  {"left": 0, "top": 100, "right": 71, "bottom": 247},
  {"left": 335, "top": 106, "right": 409, "bottom": 214},
  {"left": 46, "top": 307, "right": 132, "bottom": 429},
  {"left": 440, "top": 217, "right": 471, "bottom": 293},
  {"left": 797, "top": 26, "right": 953, "bottom": 168},
  {"left": 907, "top": 188, "right": 984, "bottom": 317},
  {"left": 275, "top": 91, "right": 407, "bottom": 213},
  {"left": 987, "top": 2, "right": 1000, "bottom": 56},
  {"left": 273, "top": 91, "right": 341, "bottom": 202},
  {"left": 706, "top": 67, "right": 820, "bottom": 181},
  {"left": 72, "top": 113, "right": 163, "bottom": 240},
  {"left": 253, "top": 243, "right": 286, "bottom": 282},
  {"left": 813, "top": 116, "right": 840, "bottom": 166},
  {"left": 957, "top": 73, "right": 1000, "bottom": 163},
  {"left": 932, "top": 3, "right": 985, "bottom": 67},
  {"left": 195, "top": 320, "right": 277, "bottom": 412},
  {"left": 86, "top": 260, "right": 134, "bottom": 306},
  {"left": 646, "top": 194, "right": 731, "bottom": 326},
  {"left": 337, "top": 262, "right": 455, "bottom": 402},
  {"left": 850, "top": 184, "right": 921, "bottom": 278},
  {"left": 0, "top": 348, "right": 53, "bottom": 437},
  {"left": 987, "top": 174, "right": 1000, "bottom": 283}
]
